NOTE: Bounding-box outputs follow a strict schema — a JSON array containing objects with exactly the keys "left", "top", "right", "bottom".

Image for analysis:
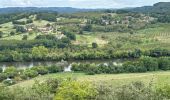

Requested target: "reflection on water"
[{"left": 0, "top": 59, "right": 126, "bottom": 71}]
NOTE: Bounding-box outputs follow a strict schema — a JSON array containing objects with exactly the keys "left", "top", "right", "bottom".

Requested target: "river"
[{"left": 0, "top": 59, "right": 127, "bottom": 72}]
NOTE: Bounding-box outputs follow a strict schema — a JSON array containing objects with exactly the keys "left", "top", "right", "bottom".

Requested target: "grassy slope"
[{"left": 13, "top": 71, "right": 170, "bottom": 87}]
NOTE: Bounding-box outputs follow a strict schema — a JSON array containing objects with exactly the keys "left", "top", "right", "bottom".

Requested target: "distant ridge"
[
  {"left": 1, "top": 2, "right": 170, "bottom": 14},
  {"left": 0, "top": 7, "right": 99, "bottom": 14},
  {"left": 128, "top": 2, "right": 170, "bottom": 14}
]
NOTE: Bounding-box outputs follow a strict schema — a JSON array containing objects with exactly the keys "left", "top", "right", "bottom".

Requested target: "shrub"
[
  {"left": 157, "top": 83, "right": 170, "bottom": 99},
  {"left": 158, "top": 57, "right": 170, "bottom": 70},
  {"left": 0, "top": 67, "right": 2, "bottom": 73},
  {"left": 23, "top": 69, "right": 38, "bottom": 79},
  {"left": 141, "top": 57, "right": 159, "bottom": 71},
  {"left": 22, "top": 35, "right": 28, "bottom": 40},
  {"left": 54, "top": 79, "right": 97, "bottom": 100},
  {"left": 85, "top": 63, "right": 98, "bottom": 75},
  {"left": 0, "top": 73, "right": 7, "bottom": 82},
  {"left": 92, "top": 42, "right": 98, "bottom": 48},
  {"left": 71, "top": 63, "right": 81, "bottom": 72},
  {"left": 3, "top": 79, "right": 16, "bottom": 86},
  {"left": 4, "top": 67, "right": 18, "bottom": 78},
  {"left": 47, "top": 65, "right": 64, "bottom": 73},
  {"left": 31, "top": 66, "right": 48, "bottom": 75},
  {"left": 123, "top": 61, "right": 147, "bottom": 73},
  {"left": 113, "top": 81, "right": 161, "bottom": 100},
  {"left": 10, "top": 31, "right": 15, "bottom": 36}
]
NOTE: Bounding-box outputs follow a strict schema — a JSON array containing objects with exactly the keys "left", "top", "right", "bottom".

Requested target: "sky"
[{"left": 0, "top": 0, "right": 170, "bottom": 8}]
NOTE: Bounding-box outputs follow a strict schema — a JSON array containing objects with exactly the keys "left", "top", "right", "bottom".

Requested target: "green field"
[{"left": 13, "top": 71, "right": 170, "bottom": 88}]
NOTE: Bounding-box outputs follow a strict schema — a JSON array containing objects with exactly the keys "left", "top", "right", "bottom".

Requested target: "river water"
[{"left": 0, "top": 59, "right": 126, "bottom": 72}]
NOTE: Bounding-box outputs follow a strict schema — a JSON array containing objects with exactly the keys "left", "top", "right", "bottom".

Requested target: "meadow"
[{"left": 13, "top": 71, "right": 170, "bottom": 88}]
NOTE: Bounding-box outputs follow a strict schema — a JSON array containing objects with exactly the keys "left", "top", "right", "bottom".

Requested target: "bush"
[
  {"left": 47, "top": 65, "right": 64, "bottom": 73},
  {"left": 0, "top": 73, "right": 7, "bottom": 82},
  {"left": 4, "top": 67, "right": 18, "bottom": 78},
  {"left": 92, "top": 42, "right": 98, "bottom": 48},
  {"left": 157, "top": 83, "right": 170, "bottom": 99},
  {"left": 22, "top": 69, "right": 38, "bottom": 79},
  {"left": 3, "top": 79, "right": 16, "bottom": 86},
  {"left": 141, "top": 57, "right": 159, "bottom": 71},
  {"left": 31, "top": 66, "right": 48, "bottom": 75},
  {"left": 158, "top": 57, "right": 170, "bottom": 70},
  {"left": 54, "top": 79, "right": 97, "bottom": 100},
  {"left": 22, "top": 35, "right": 28, "bottom": 40},
  {"left": 85, "top": 63, "right": 98, "bottom": 75},
  {"left": 113, "top": 81, "right": 161, "bottom": 100},
  {"left": 10, "top": 31, "right": 15, "bottom": 36},
  {"left": 71, "top": 63, "right": 86, "bottom": 72},
  {"left": 123, "top": 61, "right": 147, "bottom": 73},
  {"left": 0, "top": 67, "right": 2, "bottom": 73}
]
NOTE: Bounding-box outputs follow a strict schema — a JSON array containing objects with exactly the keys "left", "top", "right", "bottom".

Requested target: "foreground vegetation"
[{"left": 1, "top": 73, "right": 170, "bottom": 100}]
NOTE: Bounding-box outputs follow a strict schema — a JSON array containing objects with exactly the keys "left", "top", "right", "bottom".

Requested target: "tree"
[
  {"left": 22, "top": 35, "right": 28, "bottom": 40},
  {"left": 4, "top": 67, "right": 18, "bottom": 78},
  {"left": 158, "top": 57, "right": 170, "bottom": 70},
  {"left": 79, "top": 30, "right": 84, "bottom": 34},
  {"left": 10, "top": 31, "right": 15, "bottom": 36},
  {"left": 31, "top": 66, "right": 48, "bottom": 75},
  {"left": 22, "top": 69, "right": 38, "bottom": 79},
  {"left": 92, "top": 42, "right": 98, "bottom": 48},
  {"left": 0, "top": 31, "right": 3, "bottom": 38},
  {"left": 141, "top": 57, "right": 159, "bottom": 71},
  {"left": 16, "top": 26, "right": 27, "bottom": 33},
  {"left": 32, "top": 46, "right": 48, "bottom": 60},
  {"left": 26, "top": 19, "right": 33, "bottom": 24},
  {"left": 54, "top": 79, "right": 97, "bottom": 100},
  {"left": 83, "top": 24, "right": 92, "bottom": 32},
  {"left": 11, "top": 51, "right": 23, "bottom": 61}
]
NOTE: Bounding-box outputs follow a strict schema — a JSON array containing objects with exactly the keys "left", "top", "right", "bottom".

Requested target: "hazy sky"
[{"left": 0, "top": 0, "right": 170, "bottom": 8}]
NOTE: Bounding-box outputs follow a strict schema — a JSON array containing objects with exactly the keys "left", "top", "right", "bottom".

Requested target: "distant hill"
[
  {"left": 0, "top": 7, "right": 98, "bottom": 14},
  {"left": 1, "top": 2, "right": 170, "bottom": 14},
  {"left": 129, "top": 2, "right": 170, "bottom": 14}
]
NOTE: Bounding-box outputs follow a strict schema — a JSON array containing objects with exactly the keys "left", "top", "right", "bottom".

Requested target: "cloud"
[{"left": 0, "top": 0, "right": 170, "bottom": 8}]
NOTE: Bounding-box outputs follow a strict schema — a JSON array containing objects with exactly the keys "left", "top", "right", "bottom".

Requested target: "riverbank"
[{"left": 12, "top": 71, "right": 170, "bottom": 88}]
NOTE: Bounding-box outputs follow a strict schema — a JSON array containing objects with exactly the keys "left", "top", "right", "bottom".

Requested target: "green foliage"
[
  {"left": 22, "top": 69, "right": 38, "bottom": 79},
  {"left": 32, "top": 46, "right": 48, "bottom": 60},
  {"left": 12, "top": 20, "right": 26, "bottom": 25},
  {"left": 83, "top": 24, "right": 92, "bottom": 32},
  {"left": 158, "top": 57, "right": 170, "bottom": 70},
  {"left": 4, "top": 67, "right": 18, "bottom": 78},
  {"left": 3, "top": 79, "right": 16, "bottom": 86},
  {"left": 31, "top": 66, "right": 48, "bottom": 75},
  {"left": 22, "top": 35, "right": 28, "bottom": 40},
  {"left": 15, "top": 25, "right": 27, "bottom": 33},
  {"left": 47, "top": 65, "right": 64, "bottom": 73},
  {"left": 113, "top": 81, "right": 161, "bottom": 100},
  {"left": 0, "top": 73, "right": 7, "bottom": 82},
  {"left": 36, "top": 13, "right": 57, "bottom": 22},
  {"left": 0, "top": 31, "right": 3, "bottom": 38},
  {"left": 10, "top": 31, "right": 15, "bottom": 36},
  {"left": 63, "top": 31, "right": 76, "bottom": 40},
  {"left": 0, "top": 67, "right": 2, "bottom": 73},
  {"left": 54, "top": 79, "right": 97, "bottom": 100},
  {"left": 92, "top": 42, "right": 98, "bottom": 48},
  {"left": 157, "top": 83, "right": 170, "bottom": 99},
  {"left": 140, "top": 56, "right": 159, "bottom": 71}
]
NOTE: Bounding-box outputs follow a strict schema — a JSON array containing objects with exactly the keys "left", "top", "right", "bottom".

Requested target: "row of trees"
[
  {"left": 0, "top": 46, "right": 169, "bottom": 62},
  {"left": 12, "top": 19, "right": 33, "bottom": 25},
  {"left": 71, "top": 57, "right": 170, "bottom": 75}
]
